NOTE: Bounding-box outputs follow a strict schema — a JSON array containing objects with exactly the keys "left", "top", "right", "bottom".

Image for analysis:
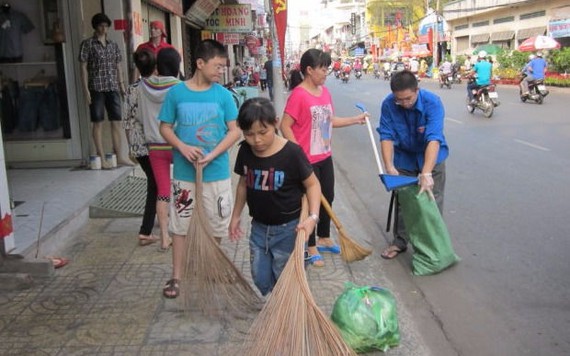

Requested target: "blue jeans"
[{"left": 249, "top": 218, "right": 299, "bottom": 296}]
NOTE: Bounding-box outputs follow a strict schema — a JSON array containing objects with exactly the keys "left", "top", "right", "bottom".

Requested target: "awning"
[
  {"left": 491, "top": 31, "right": 514, "bottom": 41},
  {"left": 471, "top": 33, "right": 489, "bottom": 43},
  {"left": 517, "top": 26, "right": 546, "bottom": 40}
]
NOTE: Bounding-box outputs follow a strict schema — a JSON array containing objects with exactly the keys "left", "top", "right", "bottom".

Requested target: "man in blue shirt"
[
  {"left": 520, "top": 51, "right": 548, "bottom": 96},
  {"left": 377, "top": 70, "right": 449, "bottom": 259},
  {"left": 467, "top": 51, "right": 493, "bottom": 104}
]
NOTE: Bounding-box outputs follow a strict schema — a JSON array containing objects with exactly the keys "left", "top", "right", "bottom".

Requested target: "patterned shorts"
[{"left": 169, "top": 178, "right": 232, "bottom": 239}]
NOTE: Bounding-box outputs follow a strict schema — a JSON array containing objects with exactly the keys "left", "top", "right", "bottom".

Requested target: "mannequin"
[
  {"left": 0, "top": 2, "right": 34, "bottom": 63},
  {"left": 79, "top": 13, "right": 132, "bottom": 168}
]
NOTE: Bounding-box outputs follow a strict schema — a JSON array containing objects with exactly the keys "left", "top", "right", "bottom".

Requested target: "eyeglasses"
[{"left": 394, "top": 96, "right": 416, "bottom": 105}]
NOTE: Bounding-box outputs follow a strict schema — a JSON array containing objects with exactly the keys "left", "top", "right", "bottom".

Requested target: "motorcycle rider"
[
  {"left": 439, "top": 57, "right": 453, "bottom": 85},
  {"left": 520, "top": 51, "right": 547, "bottom": 97},
  {"left": 354, "top": 58, "right": 363, "bottom": 77},
  {"left": 467, "top": 51, "right": 493, "bottom": 104}
]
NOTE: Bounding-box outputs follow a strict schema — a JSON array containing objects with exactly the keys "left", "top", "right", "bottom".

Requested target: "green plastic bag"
[
  {"left": 331, "top": 283, "right": 400, "bottom": 353},
  {"left": 397, "top": 185, "right": 460, "bottom": 276}
]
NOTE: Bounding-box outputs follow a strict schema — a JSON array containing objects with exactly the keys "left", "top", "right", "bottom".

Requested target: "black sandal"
[{"left": 163, "top": 278, "right": 180, "bottom": 299}]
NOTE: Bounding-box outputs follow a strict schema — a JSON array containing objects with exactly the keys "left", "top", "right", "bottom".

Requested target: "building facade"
[{"left": 444, "top": 0, "right": 570, "bottom": 55}]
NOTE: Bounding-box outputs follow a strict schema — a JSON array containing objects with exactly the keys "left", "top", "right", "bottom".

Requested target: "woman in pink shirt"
[{"left": 280, "top": 49, "right": 366, "bottom": 267}]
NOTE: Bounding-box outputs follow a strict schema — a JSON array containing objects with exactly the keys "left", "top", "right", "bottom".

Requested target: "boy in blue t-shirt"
[{"left": 158, "top": 39, "right": 240, "bottom": 299}]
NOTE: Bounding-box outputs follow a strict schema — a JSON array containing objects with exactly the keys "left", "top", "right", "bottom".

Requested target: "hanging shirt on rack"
[{"left": 0, "top": 9, "right": 34, "bottom": 61}]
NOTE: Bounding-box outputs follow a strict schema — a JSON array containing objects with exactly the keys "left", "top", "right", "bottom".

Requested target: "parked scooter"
[
  {"left": 519, "top": 75, "right": 549, "bottom": 104},
  {"left": 466, "top": 78, "right": 500, "bottom": 118}
]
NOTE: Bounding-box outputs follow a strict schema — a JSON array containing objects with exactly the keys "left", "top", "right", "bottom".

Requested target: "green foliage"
[
  {"left": 496, "top": 50, "right": 528, "bottom": 70},
  {"left": 549, "top": 47, "right": 570, "bottom": 73},
  {"left": 455, "top": 54, "right": 466, "bottom": 65}
]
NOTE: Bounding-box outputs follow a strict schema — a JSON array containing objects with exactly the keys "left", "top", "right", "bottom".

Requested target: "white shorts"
[{"left": 169, "top": 178, "right": 232, "bottom": 238}]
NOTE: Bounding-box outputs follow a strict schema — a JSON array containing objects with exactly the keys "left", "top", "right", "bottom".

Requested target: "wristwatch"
[{"left": 309, "top": 213, "right": 319, "bottom": 223}]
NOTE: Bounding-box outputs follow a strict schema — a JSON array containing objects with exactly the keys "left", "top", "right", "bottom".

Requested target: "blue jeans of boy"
[{"left": 249, "top": 218, "right": 299, "bottom": 296}]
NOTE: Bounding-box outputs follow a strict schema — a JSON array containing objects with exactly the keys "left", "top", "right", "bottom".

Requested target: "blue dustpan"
[
  {"left": 358, "top": 103, "right": 419, "bottom": 192},
  {"left": 380, "top": 174, "right": 419, "bottom": 191}
]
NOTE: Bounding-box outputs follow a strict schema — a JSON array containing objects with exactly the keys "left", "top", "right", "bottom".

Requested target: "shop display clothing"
[
  {"left": 0, "top": 9, "right": 34, "bottom": 62},
  {"left": 78, "top": 36, "right": 122, "bottom": 92}
]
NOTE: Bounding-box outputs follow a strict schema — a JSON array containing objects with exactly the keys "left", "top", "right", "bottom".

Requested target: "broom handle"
[
  {"left": 365, "top": 116, "right": 385, "bottom": 176},
  {"left": 320, "top": 195, "right": 343, "bottom": 231}
]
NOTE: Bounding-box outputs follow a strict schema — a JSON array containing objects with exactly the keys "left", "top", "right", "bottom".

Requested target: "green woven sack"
[
  {"left": 331, "top": 283, "right": 400, "bottom": 353},
  {"left": 397, "top": 185, "right": 460, "bottom": 276}
]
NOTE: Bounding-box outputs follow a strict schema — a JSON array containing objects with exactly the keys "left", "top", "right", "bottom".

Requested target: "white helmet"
[
  {"left": 536, "top": 51, "right": 543, "bottom": 57},
  {"left": 478, "top": 50, "right": 487, "bottom": 58},
  {"left": 528, "top": 54, "right": 536, "bottom": 60}
]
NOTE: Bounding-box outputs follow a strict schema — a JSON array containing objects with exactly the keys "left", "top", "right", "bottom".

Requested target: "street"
[{"left": 326, "top": 73, "right": 570, "bottom": 355}]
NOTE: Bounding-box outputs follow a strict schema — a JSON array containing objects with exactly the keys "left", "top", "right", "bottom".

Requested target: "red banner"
[{"left": 272, "top": 0, "right": 287, "bottom": 69}]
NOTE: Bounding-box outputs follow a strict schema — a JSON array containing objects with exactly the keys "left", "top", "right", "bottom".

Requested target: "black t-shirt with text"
[{"left": 234, "top": 141, "right": 313, "bottom": 225}]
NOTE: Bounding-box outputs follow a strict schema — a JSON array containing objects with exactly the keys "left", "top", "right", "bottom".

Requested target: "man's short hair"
[
  {"left": 157, "top": 47, "right": 181, "bottom": 77},
  {"left": 133, "top": 48, "right": 155, "bottom": 77},
  {"left": 390, "top": 70, "right": 418, "bottom": 92}
]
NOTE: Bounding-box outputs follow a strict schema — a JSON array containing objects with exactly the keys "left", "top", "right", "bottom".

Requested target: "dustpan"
[{"left": 356, "top": 103, "right": 418, "bottom": 191}]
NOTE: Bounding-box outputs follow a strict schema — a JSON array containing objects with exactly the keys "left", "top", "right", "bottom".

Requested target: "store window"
[{"left": 0, "top": 0, "right": 70, "bottom": 141}]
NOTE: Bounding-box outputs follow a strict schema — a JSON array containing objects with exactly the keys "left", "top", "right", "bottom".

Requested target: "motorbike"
[
  {"left": 452, "top": 71, "right": 462, "bottom": 84},
  {"left": 373, "top": 69, "right": 381, "bottom": 79},
  {"left": 223, "top": 82, "right": 245, "bottom": 109},
  {"left": 383, "top": 69, "right": 391, "bottom": 81},
  {"left": 466, "top": 77, "right": 500, "bottom": 118},
  {"left": 341, "top": 71, "right": 350, "bottom": 83},
  {"left": 334, "top": 70, "right": 340, "bottom": 79},
  {"left": 439, "top": 73, "right": 452, "bottom": 89},
  {"left": 519, "top": 74, "right": 549, "bottom": 104},
  {"left": 354, "top": 70, "right": 362, "bottom": 79}
]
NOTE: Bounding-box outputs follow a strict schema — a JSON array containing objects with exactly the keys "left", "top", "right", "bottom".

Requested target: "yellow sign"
[{"left": 204, "top": 4, "right": 252, "bottom": 33}]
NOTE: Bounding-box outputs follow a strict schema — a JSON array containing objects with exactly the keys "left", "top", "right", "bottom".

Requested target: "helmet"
[
  {"left": 478, "top": 50, "right": 487, "bottom": 58},
  {"left": 536, "top": 51, "right": 543, "bottom": 57},
  {"left": 528, "top": 54, "right": 536, "bottom": 60}
]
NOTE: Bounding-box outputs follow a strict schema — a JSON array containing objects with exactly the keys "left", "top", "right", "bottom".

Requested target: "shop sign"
[
  {"left": 549, "top": 18, "right": 570, "bottom": 38},
  {"left": 204, "top": 4, "right": 253, "bottom": 33},
  {"left": 216, "top": 33, "right": 240, "bottom": 45},
  {"left": 186, "top": 0, "right": 221, "bottom": 28},
  {"left": 150, "top": 0, "right": 183, "bottom": 17}
]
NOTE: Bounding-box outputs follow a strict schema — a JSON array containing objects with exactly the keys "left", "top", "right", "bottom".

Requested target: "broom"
[
  {"left": 179, "top": 163, "right": 261, "bottom": 316},
  {"left": 321, "top": 195, "right": 372, "bottom": 262},
  {"left": 242, "top": 196, "right": 357, "bottom": 355}
]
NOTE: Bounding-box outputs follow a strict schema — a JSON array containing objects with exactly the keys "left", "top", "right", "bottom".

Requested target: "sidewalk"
[{"left": 0, "top": 159, "right": 432, "bottom": 355}]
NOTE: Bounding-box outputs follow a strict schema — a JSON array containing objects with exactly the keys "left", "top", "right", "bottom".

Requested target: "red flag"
[{"left": 272, "top": 0, "right": 287, "bottom": 69}]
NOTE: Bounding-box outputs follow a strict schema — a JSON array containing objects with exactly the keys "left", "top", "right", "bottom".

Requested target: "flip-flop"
[
  {"left": 317, "top": 244, "right": 341, "bottom": 254},
  {"left": 48, "top": 257, "right": 70, "bottom": 269},
  {"left": 139, "top": 235, "right": 159, "bottom": 246},
  {"left": 380, "top": 245, "right": 407, "bottom": 260},
  {"left": 163, "top": 278, "right": 180, "bottom": 298},
  {"left": 306, "top": 253, "right": 325, "bottom": 267}
]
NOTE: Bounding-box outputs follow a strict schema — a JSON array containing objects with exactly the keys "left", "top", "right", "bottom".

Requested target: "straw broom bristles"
[
  {"left": 179, "top": 164, "right": 261, "bottom": 316},
  {"left": 320, "top": 195, "right": 372, "bottom": 262},
  {"left": 242, "top": 197, "right": 357, "bottom": 356}
]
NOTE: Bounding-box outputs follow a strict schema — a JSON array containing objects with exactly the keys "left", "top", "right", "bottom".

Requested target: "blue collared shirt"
[{"left": 377, "top": 89, "right": 449, "bottom": 171}]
